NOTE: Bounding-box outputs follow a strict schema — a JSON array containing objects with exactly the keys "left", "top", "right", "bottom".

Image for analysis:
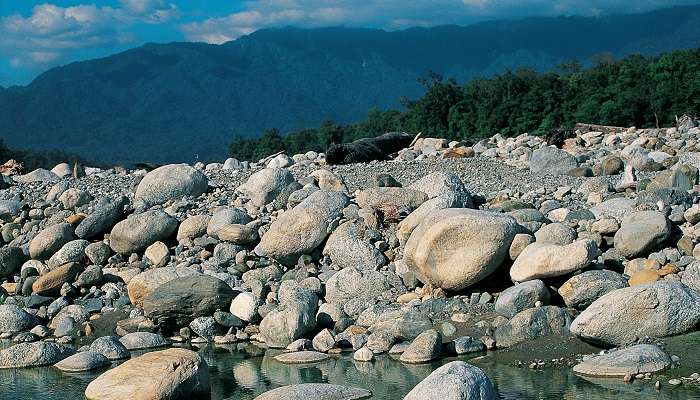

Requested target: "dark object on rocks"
[
  {"left": 543, "top": 127, "right": 575, "bottom": 148},
  {"left": 143, "top": 275, "right": 238, "bottom": 335},
  {"left": 326, "top": 132, "right": 414, "bottom": 165}
]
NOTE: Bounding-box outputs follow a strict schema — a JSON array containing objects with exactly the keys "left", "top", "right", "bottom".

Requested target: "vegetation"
[{"left": 229, "top": 49, "right": 700, "bottom": 160}]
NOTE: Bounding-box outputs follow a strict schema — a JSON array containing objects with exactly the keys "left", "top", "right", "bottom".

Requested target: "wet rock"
[
  {"left": 254, "top": 384, "right": 371, "bottom": 400},
  {"left": 494, "top": 306, "right": 573, "bottom": 348},
  {"left": 118, "top": 332, "right": 169, "bottom": 350},
  {"left": 90, "top": 336, "right": 130, "bottom": 360},
  {"left": 403, "top": 361, "right": 498, "bottom": 400},
  {"left": 573, "top": 344, "right": 671, "bottom": 377},
  {"left": 274, "top": 351, "right": 330, "bottom": 364},
  {"left": 259, "top": 280, "right": 318, "bottom": 348},
  {"left": 0, "top": 342, "right": 74, "bottom": 368},
  {"left": 399, "top": 329, "right": 441, "bottom": 364}
]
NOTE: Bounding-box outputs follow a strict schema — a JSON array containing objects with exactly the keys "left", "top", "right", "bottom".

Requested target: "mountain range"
[{"left": 2, "top": 5, "right": 700, "bottom": 164}]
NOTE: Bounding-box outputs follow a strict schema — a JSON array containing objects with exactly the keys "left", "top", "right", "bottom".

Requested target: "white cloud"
[
  {"left": 0, "top": 1, "right": 179, "bottom": 68},
  {"left": 181, "top": 0, "right": 700, "bottom": 44}
]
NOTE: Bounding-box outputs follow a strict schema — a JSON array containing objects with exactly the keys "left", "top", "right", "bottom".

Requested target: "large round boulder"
[
  {"left": 613, "top": 211, "right": 670, "bottom": 258},
  {"left": 29, "top": 223, "right": 74, "bottom": 260},
  {"left": 404, "top": 209, "right": 517, "bottom": 291},
  {"left": 494, "top": 280, "right": 550, "bottom": 318},
  {"left": 109, "top": 210, "right": 178, "bottom": 254},
  {"left": 254, "top": 191, "right": 348, "bottom": 265},
  {"left": 570, "top": 281, "right": 700, "bottom": 346},
  {"left": 84, "top": 348, "right": 209, "bottom": 400},
  {"left": 238, "top": 168, "right": 294, "bottom": 207},
  {"left": 75, "top": 196, "right": 127, "bottom": 239},
  {"left": 558, "top": 269, "right": 628, "bottom": 310},
  {"left": 572, "top": 344, "right": 671, "bottom": 377},
  {"left": 322, "top": 222, "right": 386, "bottom": 270},
  {"left": 134, "top": 164, "right": 208, "bottom": 208},
  {"left": 509, "top": 239, "right": 598, "bottom": 282},
  {"left": 529, "top": 147, "right": 577, "bottom": 175},
  {"left": 127, "top": 265, "right": 201, "bottom": 307},
  {"left": 0, "top": 304, "right": 38, "bottom": 334},
  {"left": 403, "top": 361, "right": 498, "bottom": 400},
  {"left": 0, "top": 246, "right": 27, "bottom": 278},
  {"left": 494, "top": 306, "right": 573, "bottom": 348},
  {"left": 0, "top": 342, "right": 74, "bottom": 368}
]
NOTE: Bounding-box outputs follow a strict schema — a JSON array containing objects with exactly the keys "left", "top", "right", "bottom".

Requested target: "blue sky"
[{"left": 1, "top": 0, "right": 698, "bottom": 86}]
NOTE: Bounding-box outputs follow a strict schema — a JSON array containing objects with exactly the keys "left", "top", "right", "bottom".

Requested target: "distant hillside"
[{"left": 1, "top": 5, "right": 700, "bottom": 164}]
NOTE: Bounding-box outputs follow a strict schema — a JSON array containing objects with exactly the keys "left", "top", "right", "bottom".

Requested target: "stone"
[
  {"left": 403, "top": 361, "right": 498, "bottom": 400},
  {"left": 47, "top": 239, "right": 89, "bottom": 269},
  {"left": 323, "top": 222, "right": 385, "bottom": 270},
  {"left": 230, "top": 292, "right": 259, "bottom": 322},
  {"left": 570, "top": 281, "right": 700, "bottom": 346},
  {"left": 84, "top": 348, "right": 209, "bottom": 400},
  {"left": 15, "top": 168, "right": 59, "bottom": 183},
  {"left": 494, "top": 280, "right": 550, "bottom": 318},
  {"left": 312, "top": 328, "right": 336, "bottom": 352},
  {"left": 59, "top": 188, "right": 92, "bottom": 209},
  {"left": 144, "top": 241, "right": 170, "bottom": 267},
  {"left": 254, "top": 191, "right": 349, "bottom": 264},
  {"left": 573, "top": 344, "right": 671, "bottom": 377},
  {"left": 118, "top": 332, "right": 169, "bottom": 350},
  {"left": 510, "top": 239, "right": 598, "bottom": 282},
  {"left": 324, "top": 267, "right": 389, "bottom": 315},
  {"left": 143, "top": 275, "right": 237, "bottom": 333},
  {"left": 508, "top": 233, "right": 535, "bottom": 260},
  {"left": 134, "top": 164, "right": 208, "bottom": 208},
  {"left": 529, "top": 146, "right": 578, "bottom": 175},
  {"left": 217, "top": 224, "right": 259, "bottom": 245},
  {"left": 127, "top": 266, "right": 200, "bottom": 307},
  {"left": 534, "top": 223, "right": 576, "bottom": 245},
  {"left": 110, "top": 210, "right": 178, "bottom": 254},
  {"left": 613, "top": 212, "right": 671, "bottom": 260},
  {"left": 408, "top": 172, "right": 473, "bottom": 208},
  {"left": 76, "top": 196, "right": 126, "bottom": 239},
  {"left": 90, "top": 336, "right": 130, "bottom": 360},
  {"left": 274, "top": 351, "right": 330, "bottom": 364},
  {"left": 189, "top": 316, "right": 223, "bottom": 339},
  {"left": 404, "top": 209, "right": 517, "bottom": 290},
  {"left": 400, "top": 329, "right": 441, "bottom": 364},
  {"left": 254, "top": 384, "right": 371, "bottom": 400},
  {"left": 259, "top": 281, "right": 318, "bottom": 348},
  {"left": 368, "top": 308, "right": 433, "bottom": 341},
  {"left": 0, "top": 246, "right": 27, "bottom": 278},
  {"left": 310, "top": 169, "right": 348, "bottom": 191},
  {"left": 494, "top": 306, "right": 573, "bottom": 347},
  {"left": 558, "top": 270, "right": 628, "bottom": 310},
  {"left": 0, "top": 200, "right": 23, "bottom": 221},
  {"left": 32, "top": 262, "right": 84, "bottom": 295},
  {"left": 0, "top": 304, "right": 38, "bottom": 334},
  {"left": 590, "top": 197, "right": 637, "bottom": 220},
  {"left": 29, "top": 223, "right": 74, "bottom": 260},
  {"left": 353, "top": 346, "right": 374, "bottom": 362},
  {"left": 628, "top": 269, "right": 661, "bottom": 286},
  {"left": 55, "top": 351, "right": 110, "bottom": 372},
  {"left": 447, "top": 336, "right": 486, "bottom": 355},
  {"left": 206, "top": 208, "right": 252, "bottom": 238},
  {"left": 238, "top": 168, "right": 295, "bottom": 207},
  {"left": 176, "top": 215, "right": 210, "bottom": 241},
  {"left": 355, "top": 187, "right": 427, "bottom": 212},
  {"left": 0, "top": 342, "right": 74, "bottom": 369}
]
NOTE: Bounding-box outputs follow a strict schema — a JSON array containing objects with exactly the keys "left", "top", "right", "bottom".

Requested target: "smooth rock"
[
  {"left": 573, "top": 344, "right": 671, "bottom": 377},
  {"left": 109, "top": 210, "right": 178, "bottom": 254},
  {"left": 55, "top": 351, "right": 110, "bottom": 372},
  {"left": 134, "top": 164, "right": 208, "bottom": 208},
  {"left": 614, "top": 211, "right": 670, "bottom": 258},
  {"left": 558, "top": 270, "right": 628, "bottom": 310},
  {"left": 254, "top": 384, "right": 371, "bottom": 400},
  {"left": 403, "top": 361, "right": 498, "bottom": 400},
  {"left": 494, "top": 280, "right": 550, "bottom": 318},
  {"left": 0, "top": 342, "right": 74, "bottom": 368},
  {"left": 510, "top": 239, "right": 598, "bottom": 282}
]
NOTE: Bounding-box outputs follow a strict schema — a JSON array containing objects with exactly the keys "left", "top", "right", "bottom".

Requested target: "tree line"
[{"left": 229, "top": 48, "right": 700, "bottom": 161}]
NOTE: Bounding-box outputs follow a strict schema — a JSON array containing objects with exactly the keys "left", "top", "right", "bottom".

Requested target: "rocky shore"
[{"left": 2, "top": 118, "right": 700, "bottom": 399}]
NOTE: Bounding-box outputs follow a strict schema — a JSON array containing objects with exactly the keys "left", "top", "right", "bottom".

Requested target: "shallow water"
[{"left": 1, "top": 342, "right": 699, "bottom": 400}]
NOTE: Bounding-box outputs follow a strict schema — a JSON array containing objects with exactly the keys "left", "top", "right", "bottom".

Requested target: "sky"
[{"left": 1, "top": 0, "right": 699, "bottom": 86}]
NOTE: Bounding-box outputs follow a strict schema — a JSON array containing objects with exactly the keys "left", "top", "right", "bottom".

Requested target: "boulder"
[
  {"left": 176, "top": 214, "right": 210, "bottom": 241},
  {"left": 399, "top": 329, "right": 441, "bottom": 364},
  {"left": 408, "top": 172, "right": 473, "bottom": 208},
  {"left": 134, "top": 164, "right": 208, "bottom": 208},
  {"left": 75, "top": 196, "right": 127, "bottom": 239},
  {"left": 494, "top": 280, "right": 550, "bottom": 318},
  {"left": 324, "top": 267, "right": 389, "bottom": 317},
  {"left": 558, "top": 270, "right": 628, "bottom": 310},
  {"left": 259, "top": 281, "right": 318, "bottom": 348},
  {"left": 14, "top": 168, "right": 59, "bottom": 183},
  {"left": 0, "top": 200, "right": 23, "bottom": 221},
  {"left": 368, "top": 308, "right": 432, "bottom": 341},
  {"left": 573, "top": 344, "right": 671, "bottom": 377},
  {"left": 323, "top": 222, "right": 386, "bottom": 270},
  {"left": 59, "top": 188, "right": 92, "bottom": 209},
  {"left": 47, "top": 239, "right": 89, "bottom": 269},
  {"left": 613, "top": 211, "right": 670, "bottom": 258},
  {"left": 0, "top": 246, "right": 27, "bottom": 278},
  {"left": 0, "top": 304, "right": 38, "bottom": 334},
  {"left": 534, "top": 223, "right": 576, "bottom": 245},
  {"left": 144, "top": 241, "right": 170, "bottom": 267},
  {"left": 570, "top": 281, "right": 700, "bottom": 346},
  {"left": 404, "top": 209, "right": 517, "bottom": 290},
  {"left": 238, "top": 168, "right": 295, "bottom": 207},
  {"left": 127, "top": 266, "right": 201, "bottom": 307},
  {"left": 403, "top": 361, "right": 498, "bottom": 400},
  {"left": 90, "top": 336, "right": 130, "bottom": 360},
  {"left": 29, "top": 223, "right": 74, "bottom": 260},
  {"left": 529, "top": 147, "right": 577, "bottom": 175},
  {"left": 274, "top": 351, "right": 330, "bottom": 364},
  {"left": 0, "top": 342, "right": 74, "bottom": 369},
  {"left": 109, "top": 210, "right": 178, "bottom": 254},
  {"left": 254, "top": 384, "right": 371, "bottom": 400},
  {"left": 229, "top": 292, "right": 259, "bottom": 322},
  {"left": 355, "top": 187, "right": 427, "bottom": 212},
  {"left": 119, "top": 332, "right": 169, "bottom": 350},
  {"left": 32, "top": 262, "right": 84, "bottom": 295},
  {"left": 494, "top": 306, "right": 573, "bottom": 348},
  {"left": 143, "top": 275, "right": 237, "bottom": 333},
  {"left": 510, "top": 239, "right": 598, "bottom": 282},
  {"left": 55, "top": 351, "right": 110, "bottom": 372},
  {"left": 206, "top": 208, "right": 252, "bottom": 238},
  {"left": 84, "top": 348, "right": 209, "bottom": 400},
  {"left": 254, "top": 191, "right": 348, "bottom": 264}
]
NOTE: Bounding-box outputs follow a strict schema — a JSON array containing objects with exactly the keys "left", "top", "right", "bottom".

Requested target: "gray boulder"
[
  {"left": 29, "top": 223, "right": 74, "bottom": 260},
  {"left": 529, "top": 147, "right": 577, "bottom": 175},
  {"left": 90, "top": 336, "right": 130, "bottom": 360},
  {"left": 558, "top": 270, "right": 628, "bottom": 310},
  {"left": 0, "top": 246, "right": 27, "bottom": 278},
  {"left": 613, "top": 211, "right": 670, "bottom": 258},
  {"left": 206, "top": 208, "right": 252, "bottom": 238},
  {"left": 109, "top": 210, "right": 178, "bottom": 254},
  {"left": 75, "top": 196, "right": 127, "bottom": 239},
  {"left": 238, "top": 168, "right": 295, "bottom": 207},
  {"left": 47, "top": 239, "right": 89, "bottom": 269},
  {"left": 399, "top": 329, "right": 442, "bottom": 364},
  {"left": 403, "top": 361, "right": 498, "bottom": 400},
  {"left": 134, "top": 164, "right": 208, "bottom": 208},
  {"left": 494, "top": 280, "right": 550, "bottom": 318},
  {"left": 573, "top": 344, "right": 671, "bottom": 377},
  {"left": 254, "top": 384, "right": 371, "bottom": 400},
  {"left": 322, "top": 222, "right": 386, "bottom": 270},
  {"left": 368, "top": 308, "right": 432, "bottom": 341},
  {"left": 55, "top": 351, "right": 110, "bottom": 372},
  {"left": 494, "top": 306, "right": 573, "bottom": 348},
  {"left": 259, "top": 280, "right": 318, "bottom": 348},
  {"left": 570, "top": 281, "right": 700, "bottom": 346},
  {"left": 14, "top": 168, "right": 59, "bottom": 183},
  {"left": 510, "top": 239, "right": 598, "bottom": 282},
  {"left": 0, "top": 304, "right": 38, "bottom": 334},
  {"left": 0, "top": 342, "right": 74, "bottom": 368},
  {"left": 119, "top": 332, "right": 169, "bottom": 350},
  {"left": 0, "top": 200, "right": 23, "bottom": 221},
  {"left": 255, "top": 191, "right": 348, "bottom": 264}
]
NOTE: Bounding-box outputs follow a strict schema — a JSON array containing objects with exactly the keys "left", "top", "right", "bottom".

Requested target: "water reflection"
[{"left": 0, "top": 342, "right": 698, "bottom": 399}]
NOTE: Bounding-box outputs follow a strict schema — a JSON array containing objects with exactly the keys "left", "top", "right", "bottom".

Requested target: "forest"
[{"left": 229, "top": 48, "right": 700, "bottom": 161}]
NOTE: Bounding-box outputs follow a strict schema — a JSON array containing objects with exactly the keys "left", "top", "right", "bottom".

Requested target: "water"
[{"left": 1, "top": 342, "right": 699, "bottom": 400}]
